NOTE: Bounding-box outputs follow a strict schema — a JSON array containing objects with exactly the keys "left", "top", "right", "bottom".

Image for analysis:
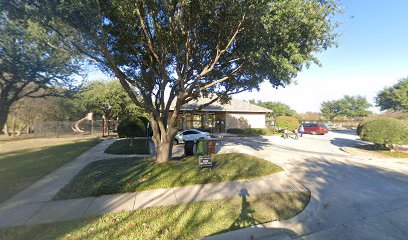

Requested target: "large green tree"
[
  {"left": 250, "top": 100, "right": 297, "bottom": 117},
  {"left": 321, "top": 95, "right": 372, "bottom": 120},
  {"left": 376, "top": 77, "right": 408, "bottom": 112},
  {"left": 14, "top": 0, "right": 339, "bottom": 162},
  {"left": 0, "top": 8, "right": 81, "bottom": 132},
  {"left": 78, "top": 80, "right": 145, "bottom": 119}
]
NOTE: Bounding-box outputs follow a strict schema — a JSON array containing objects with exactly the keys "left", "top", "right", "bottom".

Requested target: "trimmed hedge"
[
  {"left": 275, "top": 116, "right": 299, "bottom": 131},
  {"left": 356, "top": 118, "right": 374, "bottom": 136},
  {"left": 226, "top": 128, "right": 278, "bottom": 136},
  {"left": 358, "top": 118, "right": 408, "bottom": 146},
  {"left": 117, "top": 117, "right": 147, "bottom": 138}
]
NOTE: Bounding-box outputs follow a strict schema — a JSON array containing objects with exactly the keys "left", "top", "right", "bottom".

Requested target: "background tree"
[
  {"left": 299, "top": 112, "right": 325, "bottom": 121},
  {"left": 250, "top": 100, "right": 297, "bottom": 117},
  {"left": 78, "top": 80, "right": 145, "bottom": 120},
  {"left": 18, "top": 0, "right": 339, "bottom": 163},
  {"left": 376, "top": 77, "right": 408, "bottom": 112},
  {"left": 0, "top": 8, "right": 82, "bottom": 132},
  {"left": 321, "top": 95, "right": 371, "bottom": 120}
]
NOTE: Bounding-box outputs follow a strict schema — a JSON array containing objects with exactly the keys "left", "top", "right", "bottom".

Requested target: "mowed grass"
[
  {"left": 104, "top": 138, "right": 150, "bottom": 155},
  {"left": 54, "top": 153, "right": 283, "bottom": 200},
  {"left": 0, "top": 136, "right": 101, "bottom": 203},
  {"left": 1, "top": 191, "right": 310, "bottom": 240}
]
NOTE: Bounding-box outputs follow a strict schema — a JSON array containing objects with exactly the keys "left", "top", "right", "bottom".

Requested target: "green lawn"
[
  {"left": 0, "top": 137, "right": 101, "bottom": 203},
  {"left": 1, "top": 191, "right": 310, "bottom": 240},
  {"left": 104, "top": 139, "right": 150, "bottom": 155},
  {"left": 54, "top": 153, "right": 283, "bottom": 200}
]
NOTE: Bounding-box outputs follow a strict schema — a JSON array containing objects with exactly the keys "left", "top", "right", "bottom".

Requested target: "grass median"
[
  {"left": 1, "top": 191, "right": 310, "bottom": 240},
  {"left": 104, "top": 138, "right": 150, "bottom": 155},
  {"left": 54, "top": 153, "right": 283, "bottom": 200}
]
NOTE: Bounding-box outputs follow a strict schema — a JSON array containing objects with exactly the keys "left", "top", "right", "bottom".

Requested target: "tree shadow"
[
  {"left": 229, "top": 189, "right": 261, "bottom": 230},
  {"left": 330, "top": 129, "right": 358, "bottom": 136},
  {"left": 329, "top": 137, "right": 366, "bottom": 148}
]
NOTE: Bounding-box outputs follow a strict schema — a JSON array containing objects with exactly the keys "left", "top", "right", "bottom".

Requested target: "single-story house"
[{"left": 169, "top": 98, "right": 272, "bottom": 133}]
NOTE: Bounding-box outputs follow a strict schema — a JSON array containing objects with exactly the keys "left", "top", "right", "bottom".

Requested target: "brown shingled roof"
[{"left": 170, "top": 98, "right": 272, "bottom": 113}]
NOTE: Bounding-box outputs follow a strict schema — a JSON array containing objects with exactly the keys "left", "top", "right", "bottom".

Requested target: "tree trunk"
[
  {"left": 155, "top": 138, "right": 173, "bottom": 163},
  {"left": 151, "top": 116, "right": 178, "bottom": 163},
  {"left": 0, "top": 103, "right": 10, "bottom": 135}
]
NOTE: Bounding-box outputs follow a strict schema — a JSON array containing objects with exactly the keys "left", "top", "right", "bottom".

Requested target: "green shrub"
[
  {"left": 275, "top": 116, "right": 299, "bottom": 131},
  {"left": 227, "top": 128, "right": 245, "bottom": 134},
  {"left": 226, "top": 128, "right": 277, "bottom": 136},
  {"left": 358, "top": 118, "right": 408, "bottom": 146},
  {"left": 138, "top": 115, "right": 153, "bottom": 136},
  {"left": 117, "top": 117, "right": 146, "bottom": 138},
  {"left": 356, "top": 118, "right": 374, "bottom": 136}
]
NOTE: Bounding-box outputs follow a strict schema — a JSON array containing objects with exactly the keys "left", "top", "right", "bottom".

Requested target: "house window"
[{"left": 193, "top": 114, "right": 202, "bottom": 128}]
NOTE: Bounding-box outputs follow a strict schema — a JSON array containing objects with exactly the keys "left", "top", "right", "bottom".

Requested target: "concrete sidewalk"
[
  {"left": 0, "top": 171, "right": 305, "bottom": 228},
  {"left": 0, "top": 139, "right": 306, "bottom": 229}
]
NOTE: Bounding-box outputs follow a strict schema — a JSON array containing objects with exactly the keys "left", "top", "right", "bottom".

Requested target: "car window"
[
  {"left": 310, "top": 124, "right": 318, "bottom": 128},
  {"left": 183, "top": 131, "right": 194, "bottom": 135},
  {"left": 321, "top": 124, "right": 328, "bottom": 128}
]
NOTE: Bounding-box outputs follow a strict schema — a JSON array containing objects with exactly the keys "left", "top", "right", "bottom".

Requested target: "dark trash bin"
[
  {"left": 196, "top": 139, "right": 208, "bottom": 156},
  {"left": 184, "top": 140, "right": 195, "bottom": 156}
]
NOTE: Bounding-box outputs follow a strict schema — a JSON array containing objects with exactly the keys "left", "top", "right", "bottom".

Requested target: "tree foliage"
[
  {"left": 275, "top": 116, "right": 299, "bottom": 131},
  {"left": 250, "top": 100, "right": 297, "bottom": 117},
  {"left": 321, "top": 95, "right": 372, "bottom": 120},
  {"left": 376, "top": 77, "right": 408, "bottom": 112},
  {"left": 12, "top": 0, "right": 340, "bottom": 162},
  {"left": 0, "top": 6, "right": 82, "bottom": 131},
  {"left": 77, "top": 80, "right": 145, "bottom": 119}
]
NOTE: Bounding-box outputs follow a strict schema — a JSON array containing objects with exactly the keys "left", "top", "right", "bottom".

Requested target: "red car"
[{"left": 302, "top": 123, "right": 329, "bottom": 135}]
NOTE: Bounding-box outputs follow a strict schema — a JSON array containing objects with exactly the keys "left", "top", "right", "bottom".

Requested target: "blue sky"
[
  {"left": 88, "top": 0, "right": 408, "bottom": 113},
  {"left": 237, "top": 0, "right": 408, "bottom": 113}
]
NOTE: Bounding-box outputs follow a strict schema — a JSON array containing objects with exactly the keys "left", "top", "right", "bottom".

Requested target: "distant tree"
[
  {"left": 321, "top": 95, "right": 372, "bottom": 120},
  {"left": 299, "top": 112, "right": 325, "bottom": 121},
  {"left": 250, "top": 100, "right": 297, "bottom": 117},
  {"left": 0, "top": 8, "right": 82, "bottom": 133},
  {"left": 77, "top": 80, "right": 145, "bottom": 120},
  {"left": 320, "top": 100, "right": 345, "bottom": 120},
  {"left": 341, "top": 95, "right": 372, "bottom": 118},
  {"left": 376, "top": 77, "right": 408, "bottom": 112},
  {"left": 16, "top": 0, "right": 339, "bottom": 163}
]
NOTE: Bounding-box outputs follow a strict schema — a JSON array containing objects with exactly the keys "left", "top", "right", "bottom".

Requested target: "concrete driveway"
[{"left": 212, "top": 130, "right": 408, "bottom": 239}]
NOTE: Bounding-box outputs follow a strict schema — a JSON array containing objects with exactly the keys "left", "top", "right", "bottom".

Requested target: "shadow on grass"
[
  {"left": 0, "top": 139, "right": 101, "bottom": 203},
  {"left": 53, "top": 153, "right": 282, "bottom": 200},
  {"left": 0, "top": 190, "right": 310, "bottom": 240},
  {"left": 104, "top": 138, "right": 150, "bottom": 155},
  {"left": 229, "top": 189, "right": 261, "bottom": 230}
]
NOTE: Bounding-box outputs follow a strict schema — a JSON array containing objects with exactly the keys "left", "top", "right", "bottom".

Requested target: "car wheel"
[
  {"left": 311, "top": 131, "right": 316, "bottom": 135},
  {"left": 199, "top": 137, "right": 205, "bottom": 141},
  {"left": 173, "top": 139, "right": 179, "bottom": 145}
]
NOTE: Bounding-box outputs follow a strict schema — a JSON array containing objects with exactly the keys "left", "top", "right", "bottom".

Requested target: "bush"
[
  {"left": 226, "top": 128, "right": 278, "bottom": 136},
  {"left": 226, "top": 128, "right": 245, "bottom": 134},
  {"left": 275, "top": 116, "right": 299, "bottom": 131},
  {"left": 117, "top": 117, "right": 146, "bottom": 138},
  {"left": 138, "top": 115, "right": 153, "bottom": 136},
  {"left": 356, "top": 118, "right": 374, "bottom": 136},
  {"left": 358, "top": 118, "right": 408, "bottom": 146}
]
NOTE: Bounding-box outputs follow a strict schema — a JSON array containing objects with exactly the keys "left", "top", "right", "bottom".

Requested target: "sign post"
[{"left": 198, "top": 155, "right": 213, "bottom": 170}]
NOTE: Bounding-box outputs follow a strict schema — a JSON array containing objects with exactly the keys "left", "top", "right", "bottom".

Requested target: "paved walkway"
[{"left": 0, "top": 138, "right": 305, "bottom": 229}]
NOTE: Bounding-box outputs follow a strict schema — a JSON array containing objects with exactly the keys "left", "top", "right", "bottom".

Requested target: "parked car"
[
  {"left": 302, "top": 123, "right": 329, "bottom": 135},
  {"left": 174, "top": 129, "right": 211, "bottom": 144}
]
